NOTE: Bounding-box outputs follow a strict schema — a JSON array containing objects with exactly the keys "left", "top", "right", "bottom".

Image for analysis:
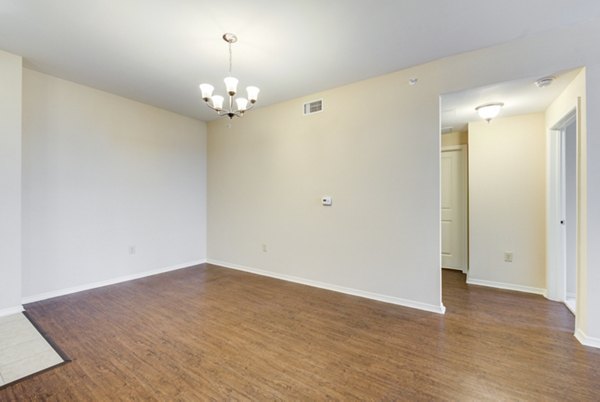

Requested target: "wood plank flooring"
[{"left": 1, "top": 265, "right": 599, "bottom": 400}]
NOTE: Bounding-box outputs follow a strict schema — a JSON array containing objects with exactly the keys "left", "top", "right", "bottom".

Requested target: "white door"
[{"left": 441, "top": 146, "right": 467, "bottom": 272}]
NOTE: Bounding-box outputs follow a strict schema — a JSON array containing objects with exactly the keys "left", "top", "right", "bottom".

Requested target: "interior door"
[{"left": 441, "top": 146, "right": 467, "bottom": 272}]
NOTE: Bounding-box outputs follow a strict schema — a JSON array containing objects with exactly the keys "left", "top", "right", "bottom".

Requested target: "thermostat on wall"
[{"left": 321, "top": 196, "right": 332, "bottom": 206}]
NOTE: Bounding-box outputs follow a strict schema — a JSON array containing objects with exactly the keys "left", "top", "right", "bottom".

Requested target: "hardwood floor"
[{"left": 2, "top": 265, "right": 599, "bottom": 400}]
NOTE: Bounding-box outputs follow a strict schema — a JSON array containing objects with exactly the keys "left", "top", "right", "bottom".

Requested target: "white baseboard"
[
  {"left": 575, "top": 328, "right": 600, "bottom": 349},
  {"left": 466, "top": 277, "right": 546, "bottom": 295},
  {"left": 22, "top": 260, "right": 206, "bottom": 304},
  {"left": 0, "top": 305, "right": 24, "bottom": 318},
  {"left": 564, "top": 299, "right": 576, "bottom": 315},
  {"left": 207, "top": 259, "right": 446, "bottom": 315}
]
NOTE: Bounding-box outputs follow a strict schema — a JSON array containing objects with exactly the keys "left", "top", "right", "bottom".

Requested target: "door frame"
[{"left": 547, "top": 103, "right": 579, "bottom": 318}]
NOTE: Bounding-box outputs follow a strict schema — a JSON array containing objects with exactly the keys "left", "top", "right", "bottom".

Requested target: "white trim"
[
  {"left": 564, "top": 298, "right": 576, "bottom": 315},
  {"left": 466, "top": 277, "right": 546, "bottom": 295},
  {"left": 546, "top": 126, "right": 566, "bottom": 301},
  {"left": 575, "top": 329, "right": 600, "bottom": 349},
  {"left": 22, "top": 260, "right": 206, "bottom": 304},
  {"left": 207, "top": 259, "right": 446, "bottom": 314},
  {"left": 441, "top": 144, "right": 467, "bottom": 152},
  {"left": 0, "top": 305, "right": 24, "bottom": 318}
]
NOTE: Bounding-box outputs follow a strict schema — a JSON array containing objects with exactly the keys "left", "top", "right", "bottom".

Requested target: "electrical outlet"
[
  {"left": 504, "top": 251, "right": 513, "bottom": 263},
  {"left": 262, "top": 244, "right": 267, "bottom": 253},
  {"left": 129, "top": 246, "right": 136, "bottom": 255}
]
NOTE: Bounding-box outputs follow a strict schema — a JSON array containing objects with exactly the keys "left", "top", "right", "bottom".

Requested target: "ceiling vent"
[
  {"left": 535, "top": 76, "right": 556, "bottom": 88},
  {"left": 303, "top": 99, "right": 323, "bottom": 115}
]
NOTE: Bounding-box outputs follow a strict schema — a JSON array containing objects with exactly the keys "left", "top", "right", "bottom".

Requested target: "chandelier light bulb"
[
  {"left": 246, "top": 86, "right": 260, "bottom": 103},
  {"left": 199, "top": 83, "right": 214, "bottom": 101},
  {"left": 211, "top": 95, "right": 224, "bottom": 110},
  {"left": 224, "top": 76, "right": 238, "bottom": 96},
  {"left": 235, "top": 97, "right": 249, "bottom": 111}
]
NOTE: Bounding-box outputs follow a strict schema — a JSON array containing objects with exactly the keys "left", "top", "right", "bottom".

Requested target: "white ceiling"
[
  {"left": 1, "top": 0, "right": 599, "bottom": 121},
  {"left": 441, "top": 68, "right": 582, "bottom": 133}
]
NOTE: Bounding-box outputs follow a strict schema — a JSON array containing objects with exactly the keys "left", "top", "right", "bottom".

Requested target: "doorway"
[
  {"left": 439, "top": 68, "right": 583, "bottom": 318},
  {"left": 547, "top": 108, "right": 578, "bottom": 315}
]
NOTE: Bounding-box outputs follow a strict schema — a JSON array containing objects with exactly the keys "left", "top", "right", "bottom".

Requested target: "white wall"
[
  {"left": 586, "top": 63, "right": 600, "bottom": 343},
  {"left": 468, "top": 114, "right": 546, "bottom": 291},
  {"left": 0, "top": 49, "right": 22, "bottom": 315},
  {"left": 577, "top": 63, "right": 600, "bottom": 347},
  {"left": 22, "top": 69, "right": 207, "bottom": 299}
]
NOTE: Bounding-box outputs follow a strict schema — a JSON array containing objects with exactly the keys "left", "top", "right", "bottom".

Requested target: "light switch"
[{"left": 321, "top": 196, "right": 332, "bottom": 206}]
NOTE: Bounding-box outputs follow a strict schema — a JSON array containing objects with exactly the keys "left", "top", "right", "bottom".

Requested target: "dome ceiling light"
[{"left": 475, "top": 102, "right": 504, "bottom": 123}]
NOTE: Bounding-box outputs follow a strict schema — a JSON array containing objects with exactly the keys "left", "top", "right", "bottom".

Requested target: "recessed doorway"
[{"left": 547, "top": 107, "right": 579, "bottom": 316}]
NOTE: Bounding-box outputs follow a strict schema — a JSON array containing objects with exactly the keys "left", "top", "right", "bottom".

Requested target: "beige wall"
[
  {"left": 208, "top": 65, "right": 444, "bottom": 312},
  {"left": 468, "top": 114, "right": 546, "bottom": 290},
  {"left": 0, "top": 49, "right": 22, "bottom": 315},
  {"left": 21, "top": 69, "right": 208, "bottom": 299},
  {"left": 442, "top": 131, "right": 468, "bottom": 147}
]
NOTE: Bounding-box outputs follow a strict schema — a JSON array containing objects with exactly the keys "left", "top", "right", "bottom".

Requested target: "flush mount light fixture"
[
  {"left": 199, "top": 33, "right": 260, "bottom": 120},
  {"left": 475, "top": 102, "right": 504, "bottom": 123}
]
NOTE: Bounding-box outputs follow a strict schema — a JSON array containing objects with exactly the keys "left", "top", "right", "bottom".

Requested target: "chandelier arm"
[
  {"left": 204, "top": 97, "right": 256, "bottom": 116},
  {"left": 244, "top": 102, "right": 256, "bottom": 111},
  {"left": 203, "top": 101, "right": 220, "bottom": 112},
  {"left": 203, "top": 101, "right": 232, "bottom": 115}
]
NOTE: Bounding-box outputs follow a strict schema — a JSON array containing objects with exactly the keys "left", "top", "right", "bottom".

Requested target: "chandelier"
[{"left": 199, "top": 33, "right": 260, "bottom": 119}]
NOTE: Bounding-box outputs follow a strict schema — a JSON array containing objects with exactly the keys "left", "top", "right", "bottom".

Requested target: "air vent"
[
  {"left": 441, "top": 127, "right": 453, "bottom": 135},
  {"left": 303, "top": 99, "right": 323, "bottom": 115},
  {"left": 535, "top": 76, "right": 556, "bottom": 88}
]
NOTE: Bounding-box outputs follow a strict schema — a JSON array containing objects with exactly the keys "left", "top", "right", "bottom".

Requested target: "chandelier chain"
[{"left": 228, "top": 41, "right": 232, "bottom": 74}]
